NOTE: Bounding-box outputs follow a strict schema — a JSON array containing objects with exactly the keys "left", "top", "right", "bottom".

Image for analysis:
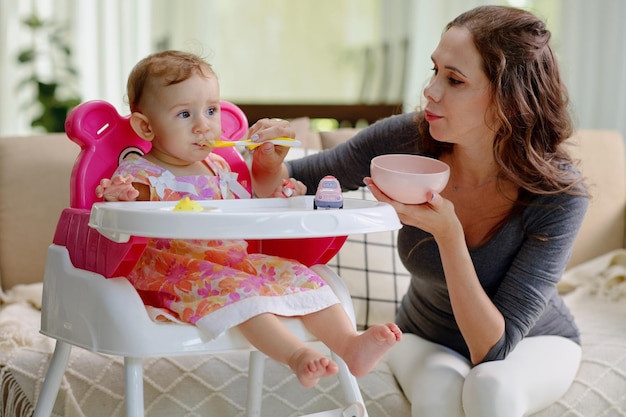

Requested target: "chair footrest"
[{"left": 303, "top": 403, "right": 365, "bottom": 417}]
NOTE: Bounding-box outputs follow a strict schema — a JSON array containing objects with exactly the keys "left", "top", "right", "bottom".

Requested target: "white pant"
[{"left": 387, "top": 333, "right": 581, "bottom": 417}]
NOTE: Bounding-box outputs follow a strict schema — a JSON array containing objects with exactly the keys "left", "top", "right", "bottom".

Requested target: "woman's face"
[{"left": 423, "top": 26, "right": 497, "bottom": 147}]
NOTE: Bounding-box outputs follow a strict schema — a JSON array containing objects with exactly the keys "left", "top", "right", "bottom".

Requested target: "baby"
[{"left": 96, "top": 50, "right": 401, "bottom": 387}]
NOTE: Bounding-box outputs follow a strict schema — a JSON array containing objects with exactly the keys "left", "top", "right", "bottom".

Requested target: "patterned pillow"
[{"left": 326, "top": 187, "right": 410, "bottom": 330}]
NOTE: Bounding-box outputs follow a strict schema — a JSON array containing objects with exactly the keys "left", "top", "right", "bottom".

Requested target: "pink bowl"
[{"left": 370, "top": 154, "right": 450, "bottom": 204}]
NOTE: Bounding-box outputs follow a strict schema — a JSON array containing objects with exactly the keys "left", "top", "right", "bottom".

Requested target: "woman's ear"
[{"left": 130, "top": 112, "right": 155, "bottom": 141}]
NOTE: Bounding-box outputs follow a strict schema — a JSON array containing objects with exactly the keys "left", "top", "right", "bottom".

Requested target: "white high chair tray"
[{"left": 89, "top": 196, "right": 401, "bottom": 242}]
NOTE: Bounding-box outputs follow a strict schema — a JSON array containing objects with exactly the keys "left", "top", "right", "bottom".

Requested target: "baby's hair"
[{"left": 127, "top": 50, "right": 216, "bottom": 112}]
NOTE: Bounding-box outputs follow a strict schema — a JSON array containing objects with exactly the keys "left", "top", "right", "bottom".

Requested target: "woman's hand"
[
  {"left": 95, "top": 175, "right": 140, "bottom": 202},
  {"left": 248, "top": 117, "right": 295, "bottom": 169},
  {"left": 249, "top": 118, "right": 296, "bottom": 198},
  {"left": 364, "top": 177, "right": 462, "bottom": 243}
]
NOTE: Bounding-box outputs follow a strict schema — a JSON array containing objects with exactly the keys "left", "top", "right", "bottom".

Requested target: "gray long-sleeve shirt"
[{"left": 287, "top": 112, "right": 588, "bottom": 363}]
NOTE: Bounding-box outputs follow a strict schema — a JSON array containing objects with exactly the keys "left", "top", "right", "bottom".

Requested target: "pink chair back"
[
  {"left": 60, "top": 100, "right": 345, "bottom": 270},
  {"left": 64, "top": 100, "right": 250, "bottom": 210}
]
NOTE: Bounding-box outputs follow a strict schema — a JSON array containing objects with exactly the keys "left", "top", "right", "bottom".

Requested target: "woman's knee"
[
  {"left": 461, "top": 336, "right": 581, "bottom": 417},
  {"left": 388, "top": 334, "right": 470, "bottom": 417},
  {"left": 463, "top": 363, "right": 525, "bottom": 417}
]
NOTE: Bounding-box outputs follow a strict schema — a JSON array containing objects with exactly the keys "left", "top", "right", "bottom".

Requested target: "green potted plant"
[{"left": 16, "top": 13, "right": 81, "bottom": 133}]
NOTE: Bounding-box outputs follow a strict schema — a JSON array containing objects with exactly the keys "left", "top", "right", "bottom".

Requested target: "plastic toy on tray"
[{"left": 314, "top": 175, "right": 344, "bottom": 210}]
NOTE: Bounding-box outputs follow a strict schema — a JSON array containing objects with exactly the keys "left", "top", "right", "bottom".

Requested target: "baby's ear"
[{"left": 130, "top": 112, "right": 154, "bottom": 141}]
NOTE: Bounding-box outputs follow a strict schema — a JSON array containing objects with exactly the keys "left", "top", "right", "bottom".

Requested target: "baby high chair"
[{"left": 33, "top": 100, "right": 400, "bottom": 417}]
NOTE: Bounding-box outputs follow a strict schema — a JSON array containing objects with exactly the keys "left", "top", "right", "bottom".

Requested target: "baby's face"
[{"left": 141, "top": 71, "right": 222, "bottom": 165}]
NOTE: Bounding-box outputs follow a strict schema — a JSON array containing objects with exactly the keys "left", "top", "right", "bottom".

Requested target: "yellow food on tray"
[{"left": 174, "top": 196, "right": 203, "bottom": 212}]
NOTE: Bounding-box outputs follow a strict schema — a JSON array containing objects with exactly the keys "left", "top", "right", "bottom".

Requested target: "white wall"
[
  {"left": 559, "top": 0, "right": 626, "bottom": 139},
  {"left": 152, "top": 0, "right": 381, "bottom": 105},
  {"left": 1, "top": 0, "right": 625, "bottom": 143}
]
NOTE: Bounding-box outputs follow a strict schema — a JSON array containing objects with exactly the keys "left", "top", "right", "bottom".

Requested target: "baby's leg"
[
  {"left": 301, "top": 304, "right": 402, "bottom": 377},
  {"left": 238, "top": 313, "right": 338, "bottom": 387},
  {"left": 287, "top": 346, "right": 338, "bottom": 388},
  {"left": 341, "top": 322, "right": 402, "bottom": 376}
]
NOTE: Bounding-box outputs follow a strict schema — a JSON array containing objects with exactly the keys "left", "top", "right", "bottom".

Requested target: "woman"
[{"left": 250, "top": 5, "right": 588, "bottom": 417}]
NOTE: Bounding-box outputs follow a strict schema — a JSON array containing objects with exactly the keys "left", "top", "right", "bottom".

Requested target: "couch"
[{"left": 0, "top": 120, "right": 624, "bottom": 416}]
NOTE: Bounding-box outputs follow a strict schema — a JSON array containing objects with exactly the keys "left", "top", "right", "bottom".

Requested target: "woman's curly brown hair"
[{"left": 417, "top": 5, "right": 586, "bottom": 198}]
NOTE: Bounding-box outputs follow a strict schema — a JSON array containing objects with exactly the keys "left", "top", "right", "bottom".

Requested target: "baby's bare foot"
[
  {"left": 343, "top": 323, "right": 402, "bottom": 377},
  {"left": 288, "top": 347, "right": 339, "bottom": 387}
]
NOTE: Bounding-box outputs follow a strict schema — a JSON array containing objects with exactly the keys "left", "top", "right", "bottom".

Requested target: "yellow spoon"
[{"left": 213, "top": 137, "right": 301, "bottom": 149}]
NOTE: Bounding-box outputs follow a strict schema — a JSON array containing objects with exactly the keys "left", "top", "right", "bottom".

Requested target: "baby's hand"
[
  {"left": 272, "top": 178, "right": 306, "bottom": 198},
  {"left": 95, "top": 175, "right": 140, "bottom": 201}
]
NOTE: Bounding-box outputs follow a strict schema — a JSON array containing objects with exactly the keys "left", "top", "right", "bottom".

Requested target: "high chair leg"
[
  {"left": 246, "top": 350, "right": 266, "bottom": 417},
  {"left": 305, "top": 403, "right": 365, "bottom": 417},
  {"left": 245, "top": 349, "right": 368, "bottom": 417},
  {"left": 124, "top": 357, "right": 144, "bottom": 417},
  {"left": 34, "top": 340, "right": 72, "bottom": 417},
  {"left": 331, "top": 352, "right": 367, "bottom": 415}
]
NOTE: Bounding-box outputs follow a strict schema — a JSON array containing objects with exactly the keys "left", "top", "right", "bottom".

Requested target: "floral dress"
[{"left": 114, "top": 154, "right": 339, "bottom": 339}]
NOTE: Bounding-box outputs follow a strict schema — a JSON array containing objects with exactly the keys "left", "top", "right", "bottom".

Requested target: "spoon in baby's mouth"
[{"left": 212, "top": 137, "right": 301, "bottom": 149}]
